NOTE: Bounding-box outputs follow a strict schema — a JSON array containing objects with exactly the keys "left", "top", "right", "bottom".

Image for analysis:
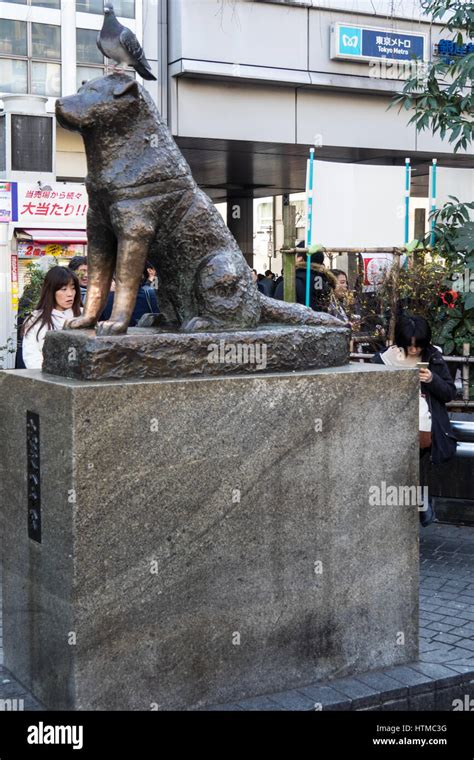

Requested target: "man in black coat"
[
  {"left": 259, "top": 270, "right": 276, "bottom": 297},
  {"left": 273, "top": 251, "right": 337, "bottom": 312}
]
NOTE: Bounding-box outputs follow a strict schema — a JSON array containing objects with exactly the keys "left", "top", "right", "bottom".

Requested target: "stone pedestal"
[
  {"left": 0, "top": 364, "right": 419, "bottom": 710},
  {"left": 42, "top": 324, "right": 350, "bottom": 381}
]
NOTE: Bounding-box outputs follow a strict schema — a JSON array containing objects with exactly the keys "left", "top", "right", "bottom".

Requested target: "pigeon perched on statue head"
[{"left": 97, "top": 2, "right": 157, "bottom": 81}]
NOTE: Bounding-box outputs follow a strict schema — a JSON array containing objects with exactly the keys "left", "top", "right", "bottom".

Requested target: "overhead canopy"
[
  {"left": 175, "top": 137, "right": 474, "bottom": 203},
  {"left": 15, "top": 229, "right": 87, "bottom": 244}
]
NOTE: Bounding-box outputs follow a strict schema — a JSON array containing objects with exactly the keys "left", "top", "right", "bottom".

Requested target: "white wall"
[
  {"left": 174, "top": 79, "right": 296, "bottom": 143},
  {"left": 169, "top": 0, "right": 308, "bottom": 69},
  {"left": 297, "top": 89, "right": 416, "bottom": 151}
]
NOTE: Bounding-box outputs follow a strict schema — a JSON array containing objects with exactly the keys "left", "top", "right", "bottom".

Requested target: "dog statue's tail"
[{"left": 258, "top": 293, "right": 350, "bottom": 330}]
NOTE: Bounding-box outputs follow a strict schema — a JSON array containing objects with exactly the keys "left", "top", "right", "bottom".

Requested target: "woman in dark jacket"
[{"left": 372, "top": 315, "right": 457, "bottom": 526}]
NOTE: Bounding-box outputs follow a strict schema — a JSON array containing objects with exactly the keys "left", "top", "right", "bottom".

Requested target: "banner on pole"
[
  {"left": 362, "top": 252, "right": 407, "bottom": 293},
  {"left": 308, "top": 162, "right": 406, "bottom": 248}
]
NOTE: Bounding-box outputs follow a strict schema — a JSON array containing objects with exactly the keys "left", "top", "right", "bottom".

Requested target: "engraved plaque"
[{"left": 26, "top": 411, "right": 41, "bottom": 543}]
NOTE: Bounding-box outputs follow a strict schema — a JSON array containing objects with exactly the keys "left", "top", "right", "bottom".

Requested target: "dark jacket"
[
  {"left": 372, "top": 345, "right": 457, "bottom": 465},
  {"left": 260, "top": 277, "right": 275, "bottom": 297},
  {"left": 101, "top": 286, "right": 159, "bottom": 326},
  {"left": 274, "top": 263, "right": 337, "bottom": 311}
]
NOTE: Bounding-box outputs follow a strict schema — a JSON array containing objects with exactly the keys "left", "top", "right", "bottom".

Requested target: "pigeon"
[{"left": 97, "top": 2, "right": 157, "bottom": 81}]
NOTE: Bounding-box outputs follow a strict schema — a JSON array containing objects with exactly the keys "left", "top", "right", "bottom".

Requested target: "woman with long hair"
[
  {"left": 22, "top": 266, "right": 82, "bottom": 369},
  {"left": 328, "top": 268, "right": 350, "bottom": 323},
  {"left": 372, "top": 314, "right": 457, "bottom": 526}
]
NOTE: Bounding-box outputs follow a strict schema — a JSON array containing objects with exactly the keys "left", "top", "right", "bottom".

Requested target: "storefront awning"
[{"left": 15, "top": 229, "right": 87, "bottom": 244}]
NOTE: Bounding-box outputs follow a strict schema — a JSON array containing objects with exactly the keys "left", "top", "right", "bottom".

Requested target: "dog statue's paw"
[
  {"left": 96, "top": 319, "right": 129, "bottom": 336},
  {"left": 63, "top": 315, "right": 97, "bottom": 330}
]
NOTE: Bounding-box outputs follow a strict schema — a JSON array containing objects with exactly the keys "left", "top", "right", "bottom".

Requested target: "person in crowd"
[
  {"left": 273, "top": 247, "right": 337, "bottom": 312},
  {"left": 68, "top": 256, "right": 88, "bottom": 302},
  {"left": 142, "top": 260, "right": 158, "bottom": 291},
  {"left": 274, "top": 269, "right": 284, "bottom": 288},
  {"left": 332, "top": 269, "right": 348, "bottom": 293},
  {"left": 22, "top": 266, "right": 82, "bottom": 369},
  {"left": 100, "top": 277, "right": 159, "bottom": 326},
  {"left": 371, "top": 314, "right": 457, "bottom": 527},
  {"left": 259, "top": 269, "right": 276, "bottom": 297},
  {"left": 252, "top": 268, "right": 264, "bottom": 293},
  {"left": 327, "top": 268, "right": 350, "bottom": 322}
]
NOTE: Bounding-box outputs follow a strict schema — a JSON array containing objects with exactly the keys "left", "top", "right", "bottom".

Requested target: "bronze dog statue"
[{"left": 56, "top": 74, "right": 344, "bottom": 335}]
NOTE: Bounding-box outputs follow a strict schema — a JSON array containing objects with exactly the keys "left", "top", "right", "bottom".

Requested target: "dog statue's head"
[{"left": 56, "top": 74, "right": 140, "bottom": 132}]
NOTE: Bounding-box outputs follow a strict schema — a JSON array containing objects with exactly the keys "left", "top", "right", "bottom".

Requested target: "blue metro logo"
[{"left": 339, "top": 26, "right": 362, "bottom": 57}]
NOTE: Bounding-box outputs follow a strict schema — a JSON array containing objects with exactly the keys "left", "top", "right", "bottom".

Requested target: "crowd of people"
[{"left": 253, "top": 248, "right": 355, "bottom": 325}]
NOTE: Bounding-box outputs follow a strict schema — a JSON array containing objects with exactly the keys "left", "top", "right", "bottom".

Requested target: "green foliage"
[
  {"left": 18, "top": 263, "right": 47, "bottom": 322},
  {"left": 427, "top": 196, "right": 474, "bottom": 260},
  {"left": 377, "top": 255, "right": 449, "bottom": 320},
  {"left": 424, "top": 0, "right": 474, "bottom": 35},
  {"left": 424, "top": 198, "right": 474, "bottom": 359}
]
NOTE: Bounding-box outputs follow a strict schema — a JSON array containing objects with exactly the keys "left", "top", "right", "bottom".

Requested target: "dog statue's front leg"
[
  {"left": 97, "top": 231, "right": 151, "bottom": 336},
  {"left": 65, "top": 216, "right": 116, "bottom": 330}
]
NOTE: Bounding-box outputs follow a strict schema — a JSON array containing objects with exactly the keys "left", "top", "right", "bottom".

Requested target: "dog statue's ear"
[{"left": 113, "top": 79, "right": 139, "bottom": 99}]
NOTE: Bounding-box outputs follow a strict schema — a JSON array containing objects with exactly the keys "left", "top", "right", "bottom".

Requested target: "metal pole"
[
  {"left": 306, "top": 147, "right": 315, "bottom": 307},
  {"left": 430, "top": 158, "right": 437, "bottom": 248},
  {"left": 404, "top": 158, "right": 411, "bottom": 245},
  {"left": 282, "top": 199, "right": 296, "bottom": 303}
]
